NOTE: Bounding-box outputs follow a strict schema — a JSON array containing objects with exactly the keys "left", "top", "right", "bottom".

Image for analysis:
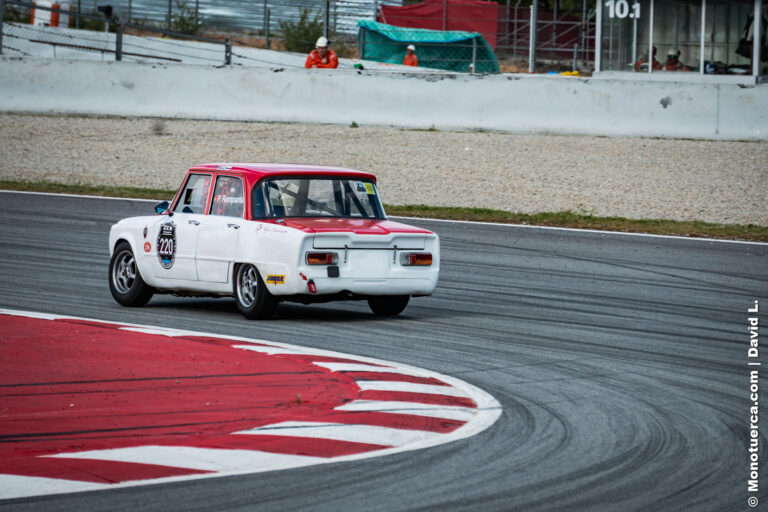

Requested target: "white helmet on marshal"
[{"left": 316, "top": 36, "right": 329, "bottom": 48}]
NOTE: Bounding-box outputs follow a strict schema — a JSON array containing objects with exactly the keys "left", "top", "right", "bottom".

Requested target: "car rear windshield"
[{"left": 252, "top": 177, "right": 386, "bottom": 219}]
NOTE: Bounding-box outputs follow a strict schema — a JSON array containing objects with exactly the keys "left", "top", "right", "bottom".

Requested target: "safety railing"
[{"left": 0, "top": 0, "right": 231, "bottom": 64}]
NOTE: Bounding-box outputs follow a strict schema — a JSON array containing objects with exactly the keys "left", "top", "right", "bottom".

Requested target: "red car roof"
[{"left": 189, "top": 163, "right": 377, "bottom": 182}]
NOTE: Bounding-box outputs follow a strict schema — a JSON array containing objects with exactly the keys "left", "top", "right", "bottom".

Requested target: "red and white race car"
[{"left": 108, "top": 164, "right": 440, "bottom": 319}]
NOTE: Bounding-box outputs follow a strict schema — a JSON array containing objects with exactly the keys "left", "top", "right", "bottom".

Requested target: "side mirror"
[{"left": 155, "top": 201, "right": 170, "bottom": 214}]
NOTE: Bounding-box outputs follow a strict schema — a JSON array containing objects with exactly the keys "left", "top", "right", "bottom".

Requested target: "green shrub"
[
  {"left": 166, "top": 0, "right": 203, "bottom": 35},
  {"left": 279, "top": 8, "right": 323, "bottom": 53},
  {"left": 3, "top": 5, "right": 30, "bottom": 23}
]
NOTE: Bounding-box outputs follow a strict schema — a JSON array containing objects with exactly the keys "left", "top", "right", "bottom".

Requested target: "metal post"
[
  {"left": 594, "top": 0, "right": 602, "bottom": 73},
  {"left": 225, "top": 37, "right": 232, "bottom": 65},
  {"left": 471, "top": 37, "right": 477, "bottom": 73},
  {"left": 0, "top": 0, "right": 4, "bottom": 56},
  {"left": 77, "top": 0, "right": 81, "bottom": 28},
  {"left": 262, "top": 0, "right": 267, "bottom": 41},
  {"left": 573, "top": 43, "right": 578, "bottom": 71},
  {"left": 116, "top": 22, "right": 123, "bottom": 61},
  {"left": 552, "top": 0, "right": 557, "bottom": 52},
  {"left": 631, "top": 14, "right": 637, "bottom": 68},
  {"left": 265, "top": 8, "right": 270, "bottom": 49},
  {"left": 442, "top": 0, "right": 447, "bottom": 30},
  {"left": 505, "top": 0, "right": 510, "bottom": 50},
  {"left": 167, "top": 0, "right": 172, "bottom": 32},
  {"left": 360, "top": 26, "right": 366, "bottom": 59},
  {"left": 725, "top": 3, "right": 730, "bottom": 65},
  {"left": 754, "top": 0, "right": 763, "bottom": 76},
  {"left": 324, "top": 0, "right": 329, "bottom": 39},
  {"left": 528, "top": 0, "right": 538, "bottom": 73},
  {"left": 128, "top": 0, "right": 132, "bottom": 23},
  {"left": 700, "top": 0, "right": 705, "bottom": 74},
  {"left": 648, "top": 0, "right": 654, "bottom": 73},
  {"left": 195, "top": 0, "right": 198, "bottom": 19},
  {"left": 580, "top": 0, "right": 586, "bottom": 62},
  {"left": 373, "top": 0, "right": 378, "bottom": 21},
  {"left": 513, "top": 1, "right": 519, "bottom": 56}
]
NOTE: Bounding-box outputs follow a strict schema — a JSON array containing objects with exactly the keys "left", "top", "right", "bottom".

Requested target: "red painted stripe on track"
[
  {"left": 166, "top": 434, "right": 391, "bottom": 457},
  {"left": 0, "top": 314, "right": 361, "bottom": 482},
  {"left": 358, "top": 390, "right": 477, "bottom": 408},
  {"left": 5, "top": 456, "right": 211, "bottom": 483},
  {"left": 309, "top": 412, "right": 466, "bottom": 433}
]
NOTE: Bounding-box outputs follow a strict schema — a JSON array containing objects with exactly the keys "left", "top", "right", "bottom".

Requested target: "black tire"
[
  {"left": 109, "top": 241, "right": 154, "bottom": 307},
  {"left": 368, "top": 295, "right": 410, "bottom": 316},
  {"left": 234, "top": 264, "right": 278, "bottom": 319}
]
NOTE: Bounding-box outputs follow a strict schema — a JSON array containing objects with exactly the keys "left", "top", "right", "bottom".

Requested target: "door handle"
[
  {"left": 227, "top": 224, "right": 241, "bottom": 229},
  {"left": 188, "top": 219, "right": 200, "bottom": 226}
]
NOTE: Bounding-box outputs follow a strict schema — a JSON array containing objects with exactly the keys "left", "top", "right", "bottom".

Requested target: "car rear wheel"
[
  {"left": 234, "top": 264, "right": 277, "bottom": 319},
  {"left": 109, "top": 241, "right": 154, "bottom": 307},
  {"left": 368, "top": 295, "right": 410, "bottom": 316}
]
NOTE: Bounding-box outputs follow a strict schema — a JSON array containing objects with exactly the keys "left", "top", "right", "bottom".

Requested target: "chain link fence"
[
  {"left": 1, "top": 1, "right": 232, "bottom": 64},
  {"left": 1, "top": 0, "right": 596, "bottom": 72}
]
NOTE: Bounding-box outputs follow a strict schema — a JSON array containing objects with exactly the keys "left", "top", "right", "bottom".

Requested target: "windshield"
[{"left": 252, "top": 177, "right": 386, "bottom": 219}]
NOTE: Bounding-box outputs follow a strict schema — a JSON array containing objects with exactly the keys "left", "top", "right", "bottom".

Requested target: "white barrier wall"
[{"left": 1, "top": 58, "right": 766, "bottom": 141}]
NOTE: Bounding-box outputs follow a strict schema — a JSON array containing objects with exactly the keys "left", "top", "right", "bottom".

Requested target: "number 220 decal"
[{"left": 157, "top": 222, "right": 176, "bottom": 269}]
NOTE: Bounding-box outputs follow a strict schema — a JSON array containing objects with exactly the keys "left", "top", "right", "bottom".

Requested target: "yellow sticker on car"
[
  {"left": 364, "top": 182, "right": 375, "bottom": 195},
  {"left": 266, "top": 274, "right": 286, "bottom": 285}
]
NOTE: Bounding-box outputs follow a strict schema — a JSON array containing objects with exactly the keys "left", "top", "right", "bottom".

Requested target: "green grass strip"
[{"left": 2, "top": 180, "right": 766, "bottom": 242}]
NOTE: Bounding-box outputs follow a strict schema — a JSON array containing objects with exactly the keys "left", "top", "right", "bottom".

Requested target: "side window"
[
  {"left": 173, "top": 174, "right": 211, "bottom": 214},
  {"left": 210, "top": 175, "right": 245, "bottom": 218}
]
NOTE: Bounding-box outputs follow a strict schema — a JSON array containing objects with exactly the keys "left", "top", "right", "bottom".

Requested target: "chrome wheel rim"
[
  {"left": 112, "top": 250, "right": 136, "bottom": 294},
  {"left": 237, "top": 265, "right": 259, "bottom": 308}
]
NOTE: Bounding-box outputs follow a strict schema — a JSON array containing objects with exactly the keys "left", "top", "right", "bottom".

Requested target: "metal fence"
[
  {"left": 498, "top": 2, "right": 596, "bottom": 63},
  {"left": 1, "top": 0, "right": 597, "bottom": 71},
  {"left": 0, "top": 1, "right": 232, "bottom": 64}
]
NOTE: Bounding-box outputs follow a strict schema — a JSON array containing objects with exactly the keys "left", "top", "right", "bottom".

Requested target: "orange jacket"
[
  {"left": 403, "top": 53, "right": 418, "bottom": 67},
  {"left": 634, "top": 57, "right": 661, "bottom": 72},
  {"left": 661, "top": 59, "right": 689, "bottom": 71},
  {"left": 305, "top": 49, "right": 339, "bottom": 69}
]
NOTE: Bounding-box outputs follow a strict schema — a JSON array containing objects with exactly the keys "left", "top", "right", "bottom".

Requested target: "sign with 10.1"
[{"left": 605, "top": 0, "right": 641, "bottom": 19}]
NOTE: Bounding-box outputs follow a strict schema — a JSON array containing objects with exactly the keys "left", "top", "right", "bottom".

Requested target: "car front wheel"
[
  {"left": 234, "top": 264, "right": 277, "bottom": 319},
  {"left": 368, "top": 295, "right": 410, "bottom": 316},
  {"left": 109, "top": 241, "right": 154, "bottom": 307}
]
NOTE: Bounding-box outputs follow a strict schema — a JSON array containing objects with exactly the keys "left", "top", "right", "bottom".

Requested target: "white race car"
[{"left": 108, "top": 164, "right": 440, "bottom": 319}]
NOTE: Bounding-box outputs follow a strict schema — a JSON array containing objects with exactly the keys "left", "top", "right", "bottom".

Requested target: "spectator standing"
[
  {"left": 403, "top": 44, "right": 418, "bottom": 67},
  {"left": 305, "top": 37, "right": 339, "bottom": 69}
]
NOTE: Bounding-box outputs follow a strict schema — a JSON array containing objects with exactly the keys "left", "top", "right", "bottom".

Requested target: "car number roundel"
[{"left": 157, "top": 222, "right": 176, "bottom": 269}]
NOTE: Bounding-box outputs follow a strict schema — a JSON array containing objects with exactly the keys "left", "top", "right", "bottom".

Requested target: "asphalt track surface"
[{"left": 1, "top": 191, "right": 767, "bottom": 511}]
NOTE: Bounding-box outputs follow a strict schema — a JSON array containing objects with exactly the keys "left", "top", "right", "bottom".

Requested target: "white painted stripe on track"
[
  {"left": 313, "top": 362, "right": 411, "bottom": 374},
  {"left": 235, "top": 421, "right": 440, "bottom": 446},
  {"left": 120, "top": 327, "right": 189, "bottom": 336},
  {"left": 0, "top": 474, "right": 107, "bottom": 500},
  {"left": 355, "top": 381, "right": 468, "bottom": 398},
  {"left": 335, "top": 400, "right": 478, "bottom": 422},
  {"left": 232, "top": 344, "right": 311, "bottom": 355},
  {"left": 0, "top": 189, "right": 158, "bottom": 202},
  {"left": 3, "top": 189, "right": 763, "bottom": 246},
  {"left": 47, "top": 447, "right": 319, "bottom": 473},
  {"left": 388, "top": 215, "right": 768, "bottom": 246}
]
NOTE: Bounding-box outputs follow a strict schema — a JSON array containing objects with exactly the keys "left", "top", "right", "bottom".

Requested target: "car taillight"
[
  {"left": 306, "top": 252, "right": 338, "bottom": 265},
  {"left": 400, "top": 252, "right": 432, "bottom": 266}
]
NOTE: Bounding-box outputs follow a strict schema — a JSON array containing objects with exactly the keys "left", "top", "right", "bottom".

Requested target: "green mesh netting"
[{"left": 357, "top": 20, "right": 499, "bottom": 74}]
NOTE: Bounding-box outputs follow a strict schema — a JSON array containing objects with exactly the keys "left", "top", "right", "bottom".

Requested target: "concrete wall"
[{"left": 1, "top": 57, "right": 766, "bottom": 141}]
